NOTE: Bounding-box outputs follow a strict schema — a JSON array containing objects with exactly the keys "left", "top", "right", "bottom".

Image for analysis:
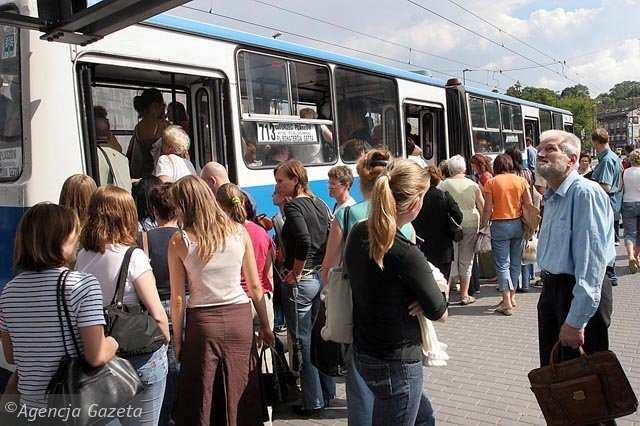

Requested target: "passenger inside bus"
[
  {"left": 0, "top": 78, "right": 21, "bottom": 144},
  {"left": 95, "top": 106, "right": 132, "bottom": 192},
  {"left": 288, "top": 108, "right": 325, "bottom": 165},
  {"left": 264, "top": 144, "right": 291, "bottom": 166},
  {"left": 154, "top": 125, "right": 197, "bottom": 183},
  {"left": 167, "top": 101, "right": 190, "bottom": 135},
  {"left": 127, "top": 88, "right": 168, "bottom": 179},
  {"left": 94, "top": 106, "right": 122, "bottom": 153}
]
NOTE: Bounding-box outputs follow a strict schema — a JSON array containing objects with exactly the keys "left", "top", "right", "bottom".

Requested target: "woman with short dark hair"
[
  {"left": 481, "top": 154, "right": 533, "bottom": 315},
  {"left": 0, "top": 203, "right": 118, "bottom": 410}
]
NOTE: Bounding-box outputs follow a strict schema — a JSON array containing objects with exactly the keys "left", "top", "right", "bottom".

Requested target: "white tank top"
[
  {"left": 623, "top": 167, "right": 640, "bottom": 203},
  {"left": 181, "top": 228, "right": 250, "bottom": 308}
]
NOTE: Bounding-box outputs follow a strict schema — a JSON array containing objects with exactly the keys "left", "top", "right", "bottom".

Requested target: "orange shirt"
[{"left": 485, "top": 173, "right": 528, "bottom": 220}]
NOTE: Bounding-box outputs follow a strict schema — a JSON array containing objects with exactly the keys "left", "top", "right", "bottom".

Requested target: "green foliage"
[{"left": 561, "top": 84, "right": 590, "bottom": 99}]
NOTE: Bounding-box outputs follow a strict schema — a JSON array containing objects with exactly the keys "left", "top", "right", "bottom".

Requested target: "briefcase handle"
[{"left": 550, "top": 341, "right": 587, "bottom": 368}]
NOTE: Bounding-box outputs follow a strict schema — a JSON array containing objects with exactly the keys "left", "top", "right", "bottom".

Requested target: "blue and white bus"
[{"left": 0, "top": 0, "right": 573, "bottom": 287}]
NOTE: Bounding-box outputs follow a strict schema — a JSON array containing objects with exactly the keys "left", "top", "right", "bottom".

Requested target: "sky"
[{"left": 169, "top": 0, "right": 640, "bottom": 97}]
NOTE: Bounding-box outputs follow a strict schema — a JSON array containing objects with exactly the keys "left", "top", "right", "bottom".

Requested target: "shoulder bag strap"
[
  {"left": 56, "top": 270, "right": 71, "bottom": 357},
  {"left": 110, "top": 247, "right": 137, "bottom": 307},
  {"left": 97, "top": 144, "right": 116, "bottom": 185},
  {"left": 337, "top": 206, "right": 352, "bottom": 267},
  {"left": 341, "top": 206, "right": 351, "bottom": 246},
  {"left": 141, "top": 231, "right": 150, "bottom": 258},
  {"left": 57, "top": 270, "right": 82, "bottom": 356}
]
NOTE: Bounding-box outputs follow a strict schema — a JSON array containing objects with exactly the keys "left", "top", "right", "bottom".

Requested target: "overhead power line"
[
  {"left": 179, "top": 5, "right": 508, "bottom": 91},
  {"left": 248, "top": 0, "right": 479, "bottom": 69},
  {"left": 444, "top": 0, "right": 562, "bottom": 65},
  {"left": 405, "top": 0, "right": 582, "bottom": 86}
]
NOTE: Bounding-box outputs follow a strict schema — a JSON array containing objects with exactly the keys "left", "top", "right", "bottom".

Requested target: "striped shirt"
[{"left": 0, "top": 268, "right": 105, "bottom": 408}]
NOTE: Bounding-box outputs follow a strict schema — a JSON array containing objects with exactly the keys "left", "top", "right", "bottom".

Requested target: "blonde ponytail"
[
  {"left": 368, "top": 173, "right": 397, "bottom": 268},
  {"left": 367, "top": 159, "right": 430, "bottom": 269}
]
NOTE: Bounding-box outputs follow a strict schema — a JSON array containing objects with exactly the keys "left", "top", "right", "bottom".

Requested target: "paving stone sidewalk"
[{"left": 273, "top": 249, "right": 640, "bottom": 425}]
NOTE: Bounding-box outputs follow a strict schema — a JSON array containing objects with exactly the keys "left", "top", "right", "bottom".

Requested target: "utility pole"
[{"left": 463, "top": 68, "right": 470, "bottom": 86}]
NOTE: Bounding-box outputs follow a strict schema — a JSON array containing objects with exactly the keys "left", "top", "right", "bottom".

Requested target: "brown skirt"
[{"left": 175, "top": 303, "right": 253, "bottom": 426}]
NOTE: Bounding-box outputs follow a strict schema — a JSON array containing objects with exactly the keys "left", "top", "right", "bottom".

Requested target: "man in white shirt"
[{"left": 328, "top": 165, "right": 356, "bottom": 214}]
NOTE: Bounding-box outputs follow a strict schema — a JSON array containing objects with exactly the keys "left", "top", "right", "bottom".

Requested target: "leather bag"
[
  {"left": 522, "top": 202, "right": 541, "bottom": 241},
  {"left": 47, "top": 270, "right": 143, "bottom": 426},
  {"left": 528, "top": 342, "right": 638, "bottom": 425},
  {"left": 522, "top": 235, "right": 538, "bottom": 264},
  {"left": 104, "top": 247, "right": 165, "bottom": 357},
  {"left": 475, "top": 228, "right": 492, "bottom": 254},
  {"left": 321, "top": 205, "right": 353, "bottom": 344},
  {"left": 311, "top": 300, "right": 346, "bottom": 377}
]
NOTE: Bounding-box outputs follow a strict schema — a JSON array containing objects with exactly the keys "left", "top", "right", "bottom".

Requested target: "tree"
[
  {"left": 558, "top": 95, "right": 595, "bottom": 150},
  {"left": 561, "top": 84, "right": 590, "bottom": 99},
  {"left": 520, "top": 86, "right": 559, "bottom": 106},
  {"left": 505, "top": 81, "right": 522, "bottom": 98},
  {"left": 608, "top": 81, "right": 640, "bottom": 101}
]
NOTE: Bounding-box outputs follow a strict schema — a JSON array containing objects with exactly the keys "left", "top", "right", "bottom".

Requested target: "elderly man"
[
  {"left": 200, "top": 161, "right": 230, "bottom": 194},
  {"left": 536, "top": 130, "right": 615, "bottom": 368}
]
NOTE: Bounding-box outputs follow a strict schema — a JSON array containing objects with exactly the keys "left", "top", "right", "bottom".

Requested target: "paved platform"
[{"left": 273, "top": 249, "right": 640, "bottom": 425}]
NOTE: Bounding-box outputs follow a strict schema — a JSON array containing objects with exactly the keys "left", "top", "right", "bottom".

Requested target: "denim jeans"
[
  {"left": 520, "top": 264, "right": 534, "bottom": 290},
  {"left": 344, "top": 344, "right": 374, "bottom": 425},
  {"left": 107, "top": 345, "right": 168, "bottom": 426},
  {"left": 490, "top": 219, "right": 524, "bottom": 292},
  {"left": 282, "top": 273, "right": 336, "bottom": 410},
  {"left": 354, "top": 351, "right": 435, "bottom": 426}
]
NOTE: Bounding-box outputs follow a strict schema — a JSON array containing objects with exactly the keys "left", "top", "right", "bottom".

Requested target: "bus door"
[
  {"left": 404, "top": 101, "right": 445, "bottom": 165},
  {"left": 190, "top": 78, "right": 229, "bottom": 172},
  {"left": 77, "top": 60, "right": 229, "bottom": 187},
  {"left": 525, "top": 118, "right": 540, "bottom": 146}
]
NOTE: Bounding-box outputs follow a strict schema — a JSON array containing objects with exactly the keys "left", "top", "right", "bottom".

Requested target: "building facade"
[{"left": 598, "top": 107, "right": 640, "bottom": 148}]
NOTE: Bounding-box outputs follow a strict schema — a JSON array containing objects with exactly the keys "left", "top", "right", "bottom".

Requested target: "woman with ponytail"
[
  {"left": 344, "top": 159, "right": 448, "bottom": 425},
  {"left": 320, "top": 149, "right": 417, "bottom": 425}
]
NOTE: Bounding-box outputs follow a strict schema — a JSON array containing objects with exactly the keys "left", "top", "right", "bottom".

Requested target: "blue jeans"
[
  {"left": 622, "top": 201, "right": 640, "bottom": 245},
  {"left": 344, "top": 344, "right": 374, "bottom": 425},
  {"left": 283, "top": 273, "right": 336, "bottom": 410},
  {"left": 354, "top": 351, "right": 435, "bottom": 426},
  {"left": 491, "top": 219, "right": 524, "bottom": 292},
  {"left": 520, "top": 264, "right": 534, "bottom": 290},
  {"left": 107, "top": 345, "right": 168, "bottom": 426}
]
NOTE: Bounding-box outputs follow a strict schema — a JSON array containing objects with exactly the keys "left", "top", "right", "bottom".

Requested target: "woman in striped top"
[{"left": 0, "top": 203, "right": 118, "bottom": 412}]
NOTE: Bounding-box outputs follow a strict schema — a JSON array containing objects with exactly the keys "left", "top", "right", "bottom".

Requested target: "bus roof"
[{"left": 145, "top": 14, "right": 572, "bottom": 116}]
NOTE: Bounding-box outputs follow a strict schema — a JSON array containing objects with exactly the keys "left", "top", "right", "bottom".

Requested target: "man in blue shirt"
[
  {"left": 524, "top": 136, "right": 537, "bottom": 173},
  {"left": 590, "top": 128, "right": 623, "bottom": 286},
  {"left": 536, "top": 130, "right": 615, "bottom": 367}
]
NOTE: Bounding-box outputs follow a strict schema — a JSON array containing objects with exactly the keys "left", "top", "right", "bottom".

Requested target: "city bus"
[{"left": 0, "top": 0, "right": 573, "bottom": 287}]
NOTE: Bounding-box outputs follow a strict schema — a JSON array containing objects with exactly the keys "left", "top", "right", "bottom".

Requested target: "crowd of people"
[{"left": 0, "top": 120, "right": 634, "bottom": 425}]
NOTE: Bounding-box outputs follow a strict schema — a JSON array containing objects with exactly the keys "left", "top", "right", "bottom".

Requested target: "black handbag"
[
  {"left": 259, "top": 345, "right": 289, "bottom": 422},
  {"left": 310, "top": 301, "right": 346, "bottom": 377},
  {"left": 47, "top": 270, "right": 143, "bottom": 426},
  {"left": 104, "top": 247, "right": 165, "bottom": 357}
]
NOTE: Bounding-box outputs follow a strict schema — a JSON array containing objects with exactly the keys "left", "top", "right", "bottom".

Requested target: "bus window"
[
  {"left": 0, "top": 24, "right": 22, "bottom": 181},
  {"left": 485, "top": 100, "right": 500, "bottom": 129},
  {"left": 237, "top": 51, "right": 336, "bottom": 167},
  {"left": 335, "top": 68, "right": 399, "bottom": 161},
  {"left": 238, "top": 52, "right": 290, "bottom": 115},
  {"left": 552, "top": 112, "right": 563, "bottom": 130},
  {"left": 195, "top": 88, "right": 213, "bottom": 164},
  {"left": 501, "top": 103, "right": 524, "bottom": 150},
  {"left": 501, "top": 104, "right": 512, "bottom": 130},
  {"left": 470, "top": 96, "right": 502, "bottom": 154},
  {"left": 540, "top": 110, "right": 552, "bottom": 132},
  {"left": 512, "top": 106, "right": 523, "bottom": 131},
  {"left": 469, "top": 97, "right": 485, "bottom": 128}
]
